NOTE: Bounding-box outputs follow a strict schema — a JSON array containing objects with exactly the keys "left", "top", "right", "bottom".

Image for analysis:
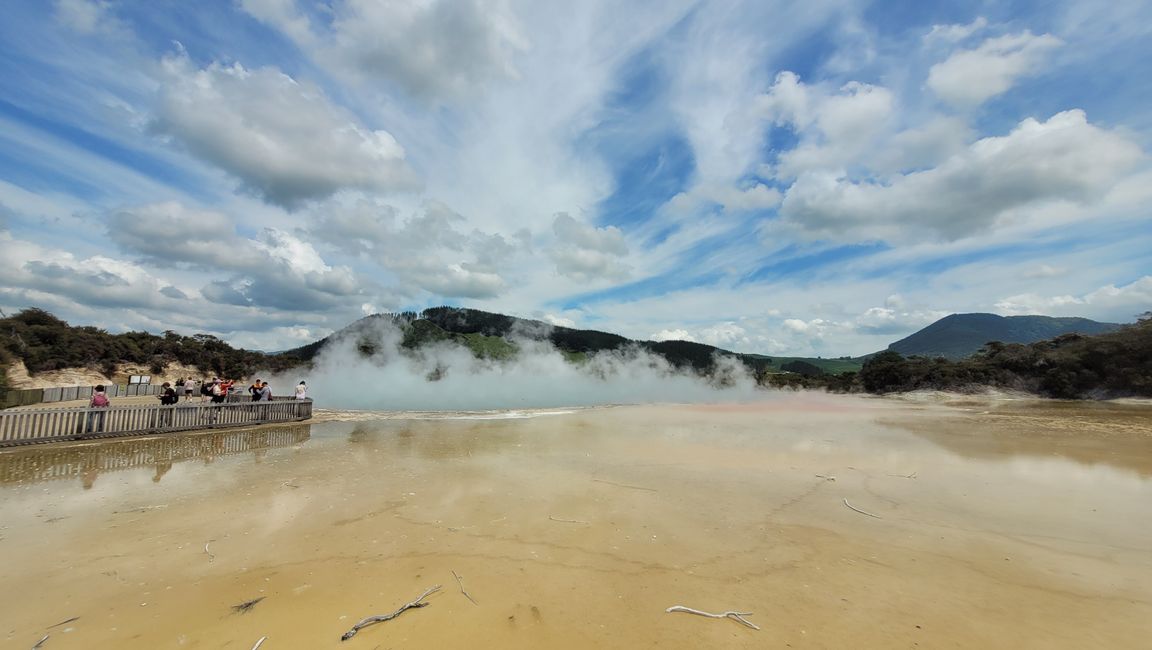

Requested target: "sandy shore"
[{"left": 0, "top": 394, "right": 1149, "bottom": 648}]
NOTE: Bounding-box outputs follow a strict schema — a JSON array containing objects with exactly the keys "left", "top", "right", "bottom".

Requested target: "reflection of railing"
[
  {"left": 2, "top": 384, "right": 163, "bottom": 409},
  {"left": 0, "top": 398, "right": 313, "bottom": 447},
  {"left": 0, "top": 424, "right": 311, "bottom": 486}
]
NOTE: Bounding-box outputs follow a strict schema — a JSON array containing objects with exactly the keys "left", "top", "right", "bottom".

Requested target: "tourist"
[
  {"left": 294, "top": 381, "right": 307, "bottom": 399},
  {"left": 248, "top": 379, "right": 262, "bottom": 402},
  {"left": 184, "top": 379, "right": 195, "bottom": 401},
  {"left": 257, "top": 381, "right": 272, "bottom": 402},
  {"left": 86, "top": 384, "right": 110, "bottom": 433},
  {"left": 211, "top": 379, "right": 227, "bottom": 404},
  {"left": 200, "top": 378, "right": 215, "bottom": 403},
  {"left": 158, "top": 382, "right": 178, "bottom": 427}
]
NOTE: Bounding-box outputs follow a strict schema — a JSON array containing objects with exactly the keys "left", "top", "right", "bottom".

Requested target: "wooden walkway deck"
[{"left": 0, "top": 398, "right": 313, "bottom": 447}]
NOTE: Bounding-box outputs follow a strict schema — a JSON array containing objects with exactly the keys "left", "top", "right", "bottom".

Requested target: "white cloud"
[
  {"left": 924, "top": 16, "right": 988, "bottom": 44},
  {"left": 242, "top": 0, "right": 528, "bottom": 104},
  {"left": 54, "top": 0, "right": 118, "bottom": 34},
  {"left": 549, "top": 213, "right": 630, "bottom": 282},
  {"left": 780, "top": 110, "right": 1145, "bottom": 241},
  {"left": 153, "top": 54, "right": 420, "bottom": 208},
  {"left": 928, "top": 31, "right": 1062, "bottom": 107},
  {"left": 759, "top": 74, "right": 896, "bottom": 179},
  {"left": 995, "top": 276, "right": 1152, "bottom": 321},
  {"left": 650, "top": 328, "right": 695, "bottom": 342}
]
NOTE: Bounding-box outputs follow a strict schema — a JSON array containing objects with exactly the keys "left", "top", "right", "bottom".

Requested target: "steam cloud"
[{"left": 267, "top": 319, "right": 766, "bottom": 411}]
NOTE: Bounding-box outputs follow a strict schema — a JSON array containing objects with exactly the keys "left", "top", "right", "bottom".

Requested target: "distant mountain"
[{"left": 887, "top": 313, "right": 1123, "bottom": 359}]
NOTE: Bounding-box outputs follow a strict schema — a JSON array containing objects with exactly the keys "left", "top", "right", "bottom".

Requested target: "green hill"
[{"left": 887, "top": 313, "right": 1122, "bottom": 360}]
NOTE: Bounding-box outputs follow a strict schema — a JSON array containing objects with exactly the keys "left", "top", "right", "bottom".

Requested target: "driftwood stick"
[
  {"left": 251, "top": 636, "right": 267, "bottom": 650},
  {"left": 549, "top": 515, "right": 589, "bottom": 524},
  {"left": 842, "top": 498, "right": 881, "bottom": 519},
  {"left": 666, "top": 605, "right": 760, "bottom": 630},
  {"left": 204, "top": 540, "right": 215, "bottom": 561},
  {"left": 452, "top": 570, "right": 478, "bottom": 605},
  {"left": 46, "top": 616, "right": 79, "bottom": 629},
  {"left": 592, "top": 478, "right": 658, "bottom": 492},
  {"left": 340, "top": 585, "right": 441, "bottom": 641},
  {"left": 31, "top": 634, "right": 49, "bottom": 649}
]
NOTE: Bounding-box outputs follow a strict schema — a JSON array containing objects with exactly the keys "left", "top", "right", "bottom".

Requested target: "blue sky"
[{"left": 0, "top": 0, "right": 1149, "bottom": 356}]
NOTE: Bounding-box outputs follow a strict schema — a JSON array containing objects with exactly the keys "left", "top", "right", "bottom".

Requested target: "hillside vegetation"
[
  {"left": 859, "top": 314, "right": 1152, "bottom": 398},
  {"left": 3, "top": 306, "right": 1147, "bottom": 401},
  {"left": 887, "top": 313, "right": 1121, "bottom": 359}
]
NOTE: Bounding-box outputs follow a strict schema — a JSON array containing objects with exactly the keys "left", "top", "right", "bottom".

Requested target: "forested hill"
[
  {"left": 888, "top": 313, "right": 1122, "bottom": 359},
  {"left": 278, "top": 306, "right": 774, "bottom": 375}
]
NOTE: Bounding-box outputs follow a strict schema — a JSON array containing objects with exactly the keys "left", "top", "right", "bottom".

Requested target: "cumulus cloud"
[
  {"left": 758, "top": 73, "right": 896, "bottom": 179},
  {"left": 308, "top": 199, "right": 520, "bottom": 299},
  {"left": 650, "top": 328, "right": 695, "bottom": 342},
  {"left": 0, "top": 231, "right": 182, "bottom": 310},
  {"left": 107, "top": 201, "right": 373, "bottom": 312},
  {"left": 995, "top": 276, "right": 1152, "bottom": 321},
  {"left": 779, "top": 110, "right": 1144, "bottom": 241},
  {"left": 108, "top": 201, "right": 250, "bottom": 266},
  {"left": 153, "top": 54, "right": 420, "bottom": 208},
  {"left": 549, "top": 213, "right": 630, "bottom": 282},
  {"left": 928, "top": 31, "right": 1062, "bottom": 107},
  {"left": 242, "top": 0, "right": 527, "bottom": 104}
]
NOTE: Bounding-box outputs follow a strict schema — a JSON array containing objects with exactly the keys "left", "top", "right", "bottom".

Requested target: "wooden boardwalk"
[{"left": 0, "top": 398, "right": 313, "bottom": 447}]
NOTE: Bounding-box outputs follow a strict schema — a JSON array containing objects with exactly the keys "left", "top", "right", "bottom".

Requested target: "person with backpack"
[
  {"left": 85, "top": 384, "right": 110, "bottom": 434},
  {"left": 157, "top": 381, "right": 179, "bottom": 428}
]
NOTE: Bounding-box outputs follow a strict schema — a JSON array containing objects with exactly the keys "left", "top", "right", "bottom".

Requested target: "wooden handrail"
[{"left": 0, "top": 398, "right": 313, "bottom": 447}]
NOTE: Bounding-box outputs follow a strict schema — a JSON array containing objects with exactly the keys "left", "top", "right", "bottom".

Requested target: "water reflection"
[
  {"left": 885, "top": 400, "right": 1152, "bottom": 477},
  {"left": 0, "top": 424, "right": 311, "bottom": 488}
]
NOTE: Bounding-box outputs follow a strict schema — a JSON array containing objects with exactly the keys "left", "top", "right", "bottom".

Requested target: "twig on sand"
[
  {"left": 31, "top": 634, "right": 49, "bottom": 649},
  {"left": 887, "top": 472, "right": 917, "bottom": 479},
  {"left": 232, "top": 597, "right": 266, "bottom": 614},
  {"left": 452, "top": 570, "right": 478, "bottom": 605},
  {"left": 341, "top": 585, "right": 442, "bottom": 641},
  {"left": 842, "top": 498, "right": 882, "bottom": 519},
  {"left": 46, "top": 616, "right": 79, "bottom": 629},
  {"left": 204, "top": 540, "right": 215, "bottom": 561},
  {"left": 549, "top": 515, "right": 589, "bottom": 524},
  {"left": 592, "top": 478, "right": 658, "bottom": 492},
  {"left": 666, "top": 605, "right": 760, "bottom": 630},
  {"left": 814, "top": 474, "right": 836, "bottom": 481},
  {"left": 251, "top": 636, "right": 267, "bottom": 650}
]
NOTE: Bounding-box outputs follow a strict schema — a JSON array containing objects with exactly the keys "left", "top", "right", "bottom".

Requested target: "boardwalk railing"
[
  {"left": 0, "top": 397, "right": 313, "bottom": 447},
  {"left": 2, "top": 383, "right": 163, "bottom": 409}
]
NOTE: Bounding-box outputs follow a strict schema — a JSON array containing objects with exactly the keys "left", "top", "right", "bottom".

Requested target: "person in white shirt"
[{"left": 294, "top": 381, "right": 308, "bottom": 399}]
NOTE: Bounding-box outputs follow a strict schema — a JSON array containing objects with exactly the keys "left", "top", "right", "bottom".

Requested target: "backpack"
[{"left": 91, "top": 393, "right": 109, "bottom": 407}]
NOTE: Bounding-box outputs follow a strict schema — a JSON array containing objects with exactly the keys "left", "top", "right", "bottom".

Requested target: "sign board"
[{"left": 128, "top": 375, "right": 152, "bottom": 385}]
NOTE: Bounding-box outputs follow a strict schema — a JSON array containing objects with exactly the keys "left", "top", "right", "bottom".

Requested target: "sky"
[{"left": 0, "top": 0, "right": 1149, "bottom": 358}]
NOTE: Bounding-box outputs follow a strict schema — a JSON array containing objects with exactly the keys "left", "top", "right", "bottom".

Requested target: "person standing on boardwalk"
[
  {"left": 257, "top": 381, "right": 272, "bottom": 401},
  {"left": 184, "top": 379, "right": 195, "bottom": 402},
  {"left": 248, "top": 379, "right": 262, "bottom": 401},
  {"left": 294, "top": 381, "right": 307, "bottom": 399},
  {"left": 86, "top": 384, "right": 110, "bottom": 433}
]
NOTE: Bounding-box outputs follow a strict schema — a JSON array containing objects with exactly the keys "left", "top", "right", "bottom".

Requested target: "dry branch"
[
  {"left": 666, "top": 605, "right": 760, "bottom": 630},
  {"left": 842, "top": 498, "right": 881, "bottom": 519},
  {"left": 452, "top": 570, "right": 478, "bottom": 605},
  {"left": 251, "top": 636, "right": 267, "bottom": 650},
  {"left": 592, "top": 478, "right": 657, "bottom": 492},
  {"left": 548, "top": 515, "right": 589, "bottom": 524},
  {"left": 340, "top": 585, "right": 441, "bottom": 641}
]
